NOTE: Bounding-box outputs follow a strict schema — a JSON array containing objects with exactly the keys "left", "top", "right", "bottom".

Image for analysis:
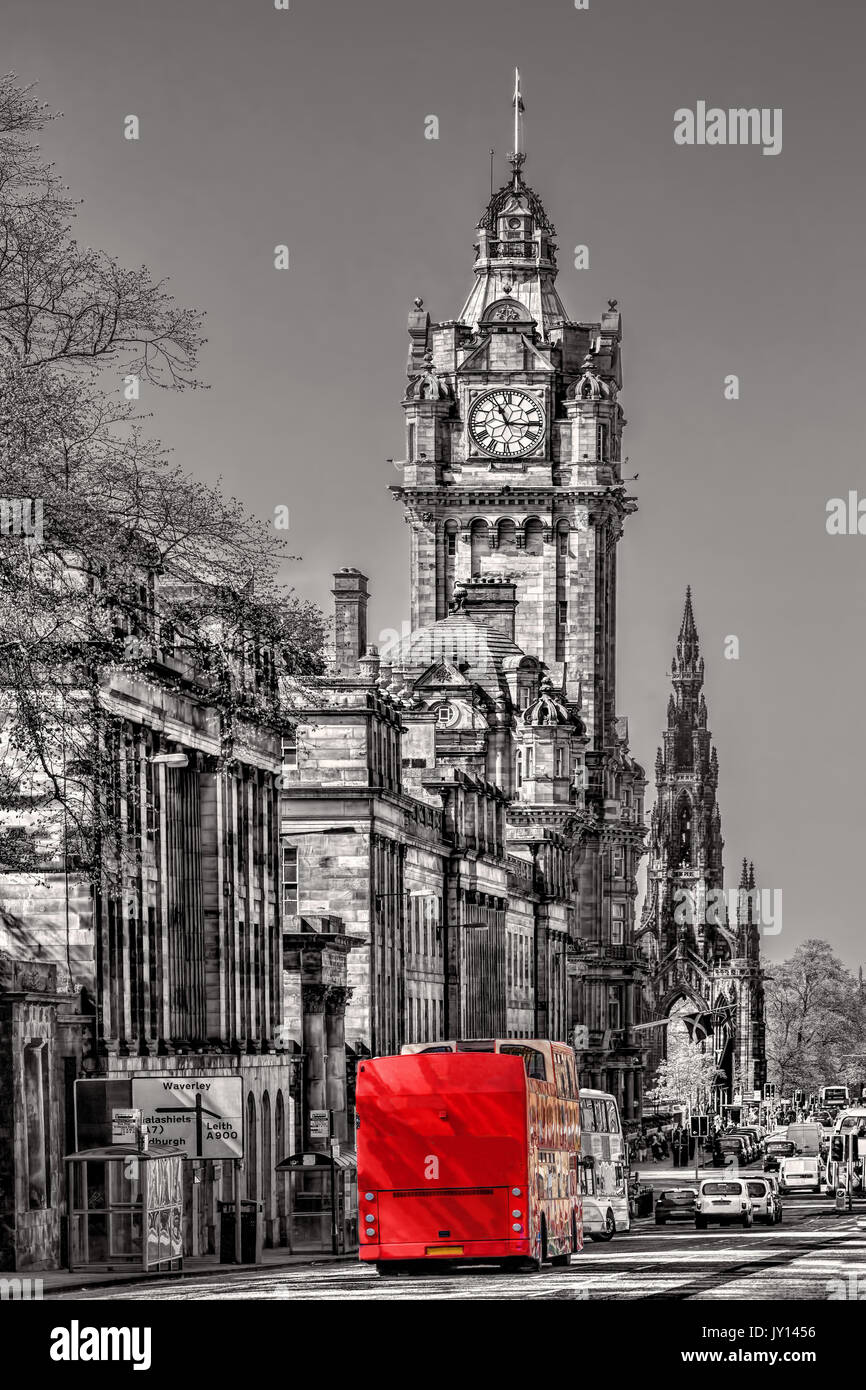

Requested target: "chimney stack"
[
  {"left": 459, "top": 576, "right": 517, "bottom": 640},
  {"left": 332, "top": 568, "right": 369, "bottom": 676}
]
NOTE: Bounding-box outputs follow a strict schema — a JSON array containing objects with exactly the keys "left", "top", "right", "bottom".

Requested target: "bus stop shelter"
[
  {"left": 64, "top": 1147, "right": 183, "bottom": 1273},
  {"left": 276, "top": 1151, "right": 357, "bottom": 1254}
]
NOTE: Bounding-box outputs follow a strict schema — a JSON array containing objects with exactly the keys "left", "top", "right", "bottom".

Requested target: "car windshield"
[
  {"left": 702, "top": 1182, "right": 742, "bottom": 1195},
  {"left": 747, "top": 1182, "right": 767, "bottom": 1197}
]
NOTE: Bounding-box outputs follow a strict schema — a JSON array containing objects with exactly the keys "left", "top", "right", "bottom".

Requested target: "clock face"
[{"left": 468, "top": 388, "right": 546, "bottom": 459}]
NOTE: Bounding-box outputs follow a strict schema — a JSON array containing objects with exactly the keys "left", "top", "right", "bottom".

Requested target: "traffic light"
[
  {"left": 831, "top": 1135, "right": 845, "bottom": 1163},
  {"left": 763, "top": 1082, "right": 776, "bottom": 1101}
]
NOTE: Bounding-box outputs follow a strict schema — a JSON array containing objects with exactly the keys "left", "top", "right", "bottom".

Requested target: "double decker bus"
[
  {"left": 579, "top": 1088, "right": 630, "bottom": 1238},
  {"left": 356, "top": 1038, "right": 582, "bottom": 1273},
  {"left": 818, "top": 1085, "right": 850, "bottom": 1113}
]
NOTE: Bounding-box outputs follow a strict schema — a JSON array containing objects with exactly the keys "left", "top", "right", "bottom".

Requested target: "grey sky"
[{"left": 6, "top": 0, "right": 866, "bottom": 970}]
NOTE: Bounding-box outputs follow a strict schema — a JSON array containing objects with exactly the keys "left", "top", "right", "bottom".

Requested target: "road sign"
[
  {"left": 111, "top": 1108, "right": 141, "bottom": 1144},
  {"left": 132, "top": 1077, "right": 244, "bottom": 1159},
  {"left": 310, "top": 1109, "right": 330, "bottom": 1140}
]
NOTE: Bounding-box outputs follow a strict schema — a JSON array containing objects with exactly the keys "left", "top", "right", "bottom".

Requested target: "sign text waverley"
[{"left": 132, "top": 1078, "right": 244, "bottom": 1159}]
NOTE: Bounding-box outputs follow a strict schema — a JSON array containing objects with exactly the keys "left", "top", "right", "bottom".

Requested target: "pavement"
[{"left": 33, "top": 1246, "right": 356, "bottom": 1298}]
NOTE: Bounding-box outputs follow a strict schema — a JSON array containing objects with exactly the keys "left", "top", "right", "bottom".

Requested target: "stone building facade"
[
  {"left": 281, "top": 144, "right": 648, "bottom": 1118},
  {"left": 0, "top": 583, "right": 335, "bottom": 1267},
  {"left": 637, "top": 590, "right": 767, "bottom": 1105}
]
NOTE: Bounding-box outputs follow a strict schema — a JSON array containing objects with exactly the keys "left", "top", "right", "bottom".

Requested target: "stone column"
[
  {"left": 624, "top": 1067, "right": 635, "bottom": 1122},
  {"left": 302, "top": 982, "right": 328, "bottom": 1151},
  {"left": 325, "top": 986, "right": 351, "bottom": 1144}
]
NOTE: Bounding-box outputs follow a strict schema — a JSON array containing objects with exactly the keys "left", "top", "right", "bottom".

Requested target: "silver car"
[{"left": 695, "top": 1178, "right": 754, "bottom": 1229}]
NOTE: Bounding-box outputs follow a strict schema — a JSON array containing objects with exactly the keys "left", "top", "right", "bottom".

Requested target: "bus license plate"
[{"left": 426, "top": 1245, "right": 464, "bottom": 1257}]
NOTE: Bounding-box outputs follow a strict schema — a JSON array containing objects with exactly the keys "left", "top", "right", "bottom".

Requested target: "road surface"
[{"left": 50, "top": 1194, "right": 866, "bottom": 1301}]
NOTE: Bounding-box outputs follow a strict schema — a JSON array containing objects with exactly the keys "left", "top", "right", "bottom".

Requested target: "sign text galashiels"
[{"left": 132, "top": 1078, "right": 244, "bottom": 1159}]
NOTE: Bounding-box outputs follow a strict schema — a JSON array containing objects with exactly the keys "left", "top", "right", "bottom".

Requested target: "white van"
[
  {"left": 786, "top": 1123, "right": 822, "bottom": 1156},
  {"left": 779, "top": 1155, "right": 822, "bottom": 1194}
]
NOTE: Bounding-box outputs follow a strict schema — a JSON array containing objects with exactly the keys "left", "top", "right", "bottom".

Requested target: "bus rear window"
[{"left": 499, "top": 1044, "right": 548, "bottom": 1081}]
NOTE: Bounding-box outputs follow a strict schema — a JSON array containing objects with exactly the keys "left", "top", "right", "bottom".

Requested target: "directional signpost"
[{"left": 132, "top": 1078, "right": 244, "bottom": 1160}]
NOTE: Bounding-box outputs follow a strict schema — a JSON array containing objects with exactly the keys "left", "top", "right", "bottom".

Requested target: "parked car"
[
  {"left": 733, "top": 1127, "right": 764, "bottom": 1158},
  {"left": 655, "top": 1188, "right": 697, "bottom": 1225},
  {"left": 746, "top": 1176, "right": 782, "bottom": 1224},
  {"left": 695, "top": 1178, "right": 754, "bottom": 1229},
  {"left": 716, "top": 1136, "right": 748, "bottom": 1166},
  {"left": 764, "top": 1139, "right": 796, "bottom": 1172},
  {"left": 779, "top": 1155, "right": 823, "bottom": 1194}
]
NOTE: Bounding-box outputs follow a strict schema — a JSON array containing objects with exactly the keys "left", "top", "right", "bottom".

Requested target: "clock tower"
[
  {"left": 388, "top": 82, "right": 647, "bottom": 1113},
  {"left": 392, "top": 132, "right": 634, "bottom": 751}
]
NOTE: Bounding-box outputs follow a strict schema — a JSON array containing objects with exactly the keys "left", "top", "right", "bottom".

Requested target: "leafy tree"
[
  {"left": 765, "top": 939, "right": 865, "bottom": 1095},
  {"left": 646, "top": 1034, "right": 720, "bottom": 1115}
]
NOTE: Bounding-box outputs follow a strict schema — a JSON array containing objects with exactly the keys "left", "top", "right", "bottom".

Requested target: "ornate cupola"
[{"left": 459, "top": 72, "right": 567, "bottom": 338}]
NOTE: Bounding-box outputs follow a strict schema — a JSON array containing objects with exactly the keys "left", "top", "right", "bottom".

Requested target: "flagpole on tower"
[{"left": 511, "top": 68, "right": 525, "bottom": 181}]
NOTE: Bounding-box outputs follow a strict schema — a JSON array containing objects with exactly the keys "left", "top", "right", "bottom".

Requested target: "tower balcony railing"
[{"left": 486, "top": 239, "right": 538, "bottom": 260}]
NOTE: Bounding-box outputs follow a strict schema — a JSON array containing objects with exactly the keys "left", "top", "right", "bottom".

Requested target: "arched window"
[
  {"left": 497, "top": 518, "right": 517, "bottom": 551},
  {"left": 524, "top": 517, "right": 544, "bottom": 555},
  {"left": 246, "top": 1092, "right": 258, "bottom": 1200},
  {"left": 470, "top": 519, "right": 490, "bottom": 576},
  {"left": 676, "top": 798, "right": 692, "bottom": 866},
  {"left": 515, "top": 749, "right": 523, "bottom": 789},
  {"left": 275, "top": 1090, "right": 287, "bottom": 1243},
  {"left": 261, "top": 1091, "right": 273, "bottom": 1243},
  {"left": 443, "top": 519, "right": 459, "bottom": 615}
]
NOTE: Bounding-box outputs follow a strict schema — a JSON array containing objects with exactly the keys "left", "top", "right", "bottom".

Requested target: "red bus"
[{"left": 356, "top": 1037, "right": 582, "bottom": 1273}]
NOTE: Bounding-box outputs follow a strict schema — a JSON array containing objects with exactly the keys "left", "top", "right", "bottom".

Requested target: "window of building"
[
  {"left": 282, "top": 845, "right": 298, "bottom": 917},
  {"left": 608, "top": 988, "right": 622, "bottom": 1032},
  {"left": 558, "top": 600, "right": 568, "bottom": 628},
  {"left": 611, "top": 902, "right": 625, "bottom": 946},
  {"left": 613, "top": 847, "right": 625, "bottom": 878},
  {"left": 408, "top": 422, "right": 416, "bottom": 461},
  {"left": 446, "top": 529, "right": 457, "bottom": 556},
  {"left": 596, "top": 422, "right": 608, "bottom": 461},
  {"left": 555, "top": 746, "right": 567, "bottom": 778},
  {"left": 515, "top": 750, "right": 523, "bottom": 788},
  {"left": 558, "top": 528, "right": 569, "bottom": 557},
  {"left": 525, "top": 747, "right": 534, "bottom": 778}
]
